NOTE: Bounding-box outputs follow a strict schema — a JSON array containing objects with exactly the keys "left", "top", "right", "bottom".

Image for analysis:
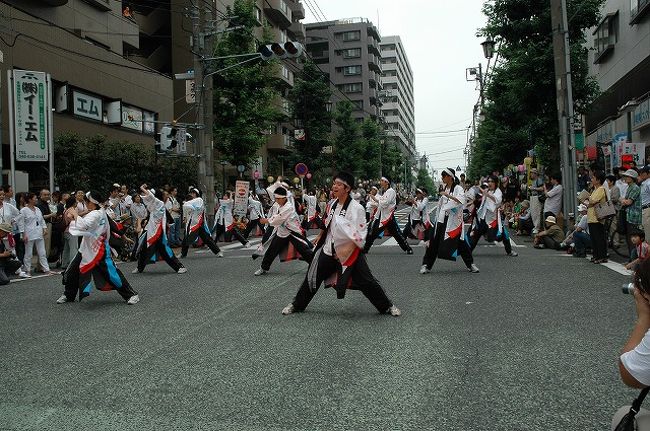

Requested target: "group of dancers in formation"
[{"left": 54, "top": 168, "right": 517, "bottom": 315}]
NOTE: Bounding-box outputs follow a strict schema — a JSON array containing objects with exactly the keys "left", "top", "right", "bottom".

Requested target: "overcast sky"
[{"left": 303, "top": 0, "right": 488, "bottom": 175}]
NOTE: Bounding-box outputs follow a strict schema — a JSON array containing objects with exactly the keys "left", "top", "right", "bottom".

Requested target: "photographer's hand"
[{"left": 620, "top": 289, "right": 650, "bottom": 388}]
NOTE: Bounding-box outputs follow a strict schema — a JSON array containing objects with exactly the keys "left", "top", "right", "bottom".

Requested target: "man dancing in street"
[
  {"left": 281, "top": 172, "right": 401, "bottom": 317},
  {"left": 363, "top": 176, "right": 413, "bottom": 254}
]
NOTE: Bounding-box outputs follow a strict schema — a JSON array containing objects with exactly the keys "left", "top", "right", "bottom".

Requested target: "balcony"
[
  {"left": 288, "top": 21, "right": 306, "bottom": 39},
  {"left": 38, "top": 0, "right": 68, "bottom": 5},
  {"left": 264, "top": 0, "right": 292, "bottom": 29},
  {"left": 368, "top": 54, "right": 382, "bottom": 73},
  {"left": 80, "top": 0, "right": 111, "bottom": 11},
  {"left": 289, "top": 1, "right": 305, "bottom": 20},
  {"left": 276, "top": 64, "right": 295, "bottom": 87},
  {"left": 267, "top": 133, "right": 292, "bottom": 152}
]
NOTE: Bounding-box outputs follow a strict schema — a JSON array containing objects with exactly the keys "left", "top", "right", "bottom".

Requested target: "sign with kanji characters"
[
  {"left": 12, "top": 70, "right": 49, "bottom": 161},
  {"left": 612, "top": 141, "right": 646, "bottom": 169},
  {"left": 186, "top": 80, "right": 196, "bottom": 104}
]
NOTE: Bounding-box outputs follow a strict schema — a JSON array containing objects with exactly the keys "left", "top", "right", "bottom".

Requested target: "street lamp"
[
  {"left": 325, "top": 101, "right": 333, "bottom": 113},
  {"left": 481, "top": 37, "right": 496, "bottom": 60}
]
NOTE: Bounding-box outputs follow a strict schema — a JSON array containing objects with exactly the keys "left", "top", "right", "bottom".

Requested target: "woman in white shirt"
[
  {"left": 129, "top": 193, "right": 148, "bottom": 233},
  {"left": 20, "top": 192, "right": 50, "bottom": 276}
]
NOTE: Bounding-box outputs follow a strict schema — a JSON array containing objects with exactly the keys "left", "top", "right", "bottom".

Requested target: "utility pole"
[
  {"left": 193, "top": 1, "right": 216, "bottom": 224},
  {"left": 550, "top": 0, "right": 578, "bottom": 222}
]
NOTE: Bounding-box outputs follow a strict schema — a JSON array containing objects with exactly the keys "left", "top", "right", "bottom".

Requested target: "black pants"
[
  {"left": 13, "top": 233, "right": 24, "bottom": 262},
  {"left": 137, "top": 237, "right": 184, "bottom": 272},
  {"left": 588, "top": 222, "right": 607, "bottom": 260},
  {"left": 541, "top": 236, "right": 561, "bottom": 250},
  {"left": 364, "top": 214, "right": 412, "bottom": 252},
  {"left": 469, "top": 219, "right": 512, "bottom": 254},
  {"left": 214, "top": 223, "right": 247, "bottom": 246},
  {"left": 63, "top": 252, "right": 137, "bottom": 301},
  {"left": 242, "top": 219, "right": 264, "bottom": 239},
  {"left": 292, "top": 251, "right": 392, "bottom": 313},
  {"left": 0, "top": 258, "right": 22, "bottom": 285},
  {"left": 261, "top": 235, "right": 313, "bottom": 271},
  {"left": 422, "top": 222, "right": 473, "bottom": 270},
  {"left": 181, "top": 225, "right": 220, "bottom": 257},
  {"left": 402, "top": 218, "right": 423, "bottom": 240}
]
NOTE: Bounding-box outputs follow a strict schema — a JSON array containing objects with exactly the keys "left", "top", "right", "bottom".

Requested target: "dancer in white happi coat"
[
  {"left": 242, "top": 193, "right": 265, "bottom": 240},
  {"left": 301, "top": 191, "right": 320, "bottom": 230},
  {"left": 363, "top": 176, "right": 413, "bottom": 254},
  {"left": 132, "top": 185, "right": 186, "bottom": 274},
  {"left": 180, "top": 188, "right": 223, "bottom": 258},
  {"left": 402, "top": 188, "right": 429, "bottom": 241},
  {"left": 281, "top": 172, "right": 401, "bottom": 316},
  {"left": 253, "top": 187, "right": 313, "bottom": 276},
  {"left": 57, "top": 190, "right": 139, "bottom": 304},
  {"left": 213, "top": 192, "right": 249, "bottom": 246},
  {"left": 468, "top": 175, "right": 518, "bottom": 257}
]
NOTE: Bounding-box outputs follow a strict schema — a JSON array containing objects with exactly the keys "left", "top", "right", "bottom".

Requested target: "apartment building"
[
  {"left": 171, "top": 0, "right": 305, "bottom": 178},
  {"left": 304, "top": 18, "right": 383, "bottom": 122},
  {"left": 0, "top": 0, "right": 174, "bottom": 186},
  {"left": 585, "top": 0, "right": 650, "bottom": 162},
  {"left": 380, "top": 35, "right": 416, "bottom": 160}
]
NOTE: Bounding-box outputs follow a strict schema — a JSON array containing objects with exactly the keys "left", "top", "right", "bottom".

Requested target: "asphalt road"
[{"left": 0, "top": 210, "right": 641, "bottom": 430}]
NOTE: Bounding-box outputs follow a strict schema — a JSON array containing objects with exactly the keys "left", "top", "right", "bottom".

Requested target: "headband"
[
  {"left": 191, "top": 188, "right": 200, "bottom": 195},
  {"left": 416, "top": 188, "right": 423, "bottom": 194},
  {"left": 371, "top": 186, "right": 378, "bottom": 191},
  {"left": 274, "top": 193, "right": 287, "bottom": 199},
  {"left": 442, "top": 168, "right": 455, "bottom": 178},
  {"left": 85, "top": 191, "right": 99, "bottom": 205},
  {"left": 334, "top": 177, "right": 350, "bottom": 188},
  {"left": 381, "top": 177, "right": 389, "bottom": 183}
]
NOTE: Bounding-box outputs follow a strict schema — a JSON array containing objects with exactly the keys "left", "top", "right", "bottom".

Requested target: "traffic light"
[
  {"left": 258, "top": 41, "right": 304, "bottom": 61},
  {"left": 159, "top": 125, "right": 178, "bottom": 151}
]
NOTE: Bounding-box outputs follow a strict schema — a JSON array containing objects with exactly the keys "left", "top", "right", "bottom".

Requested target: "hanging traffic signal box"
[
  {"left": 159, "top": 125, "right": 178, "bottom": 151},
  {"left": 258, "top": 41, "right": 304, "bottom": 61}
]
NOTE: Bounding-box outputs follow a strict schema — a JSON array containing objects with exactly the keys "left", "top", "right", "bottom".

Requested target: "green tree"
[
  {"left": 416, "top": 167, "right": 435, "bottom": 194},
  {"left": 332, "top": 101, "right": 364, "bottom": 176},
  {"left": 212, "top": 0, "right": 281, "bottom": 167},
  {"left": 381, "top": 141, "right": 404, "bottom": 183},
  {"left": 288, "top": 59, "right": 332, "bottom": 174},
  {"left": 468, "top": 0, "right": 603, "bottom": 178},
  {"left": 359, "top": 119, "right": 382, "bottom": 180},
  {"left": 54, "top": 133, "right": 198, "bottom": 195}
]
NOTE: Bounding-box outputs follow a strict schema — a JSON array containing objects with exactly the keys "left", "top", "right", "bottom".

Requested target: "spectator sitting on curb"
[
  {"left": 562, "top": 204, "right": 590, "bottom": 257},
  {"left": 533, "top": 215, "right": 564, "bottom": 250},
  {"left": 626, "top": 230, "right": 650, "bottom": 271},
  {"left": 516, "top": 200, "right": 533, "bottom": 235}
]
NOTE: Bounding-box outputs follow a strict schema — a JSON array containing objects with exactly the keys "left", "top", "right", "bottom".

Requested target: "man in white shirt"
[
  {"left": 363, "top": 176, "right": 413, "bottom": 254},
  {"left": 616, "top": 167, "right": 630, "bottom": 202},
  {"left": 543, "top": 174, "right": 563, "bottom": 218},
  {"left": 640, "top": 166, "right": 650, "bottom": 236},
  {"left": 281, "top": 172, "right": 401, "bottom": 316},
  {"left": 402, "top": 188, "right": 428, "bottom": 240}
]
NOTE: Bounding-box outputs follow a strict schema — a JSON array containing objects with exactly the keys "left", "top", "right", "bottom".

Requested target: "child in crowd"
[
  {"left": 625, "top": 230, "right": 650, "bottom": 271},
  {"left": 515, "top": 200, "right": 533, "bottom": 235}
]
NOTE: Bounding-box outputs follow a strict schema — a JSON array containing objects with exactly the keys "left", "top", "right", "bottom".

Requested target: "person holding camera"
[{"left": 614, "top": 259, "right": 650, "bottom": 429}]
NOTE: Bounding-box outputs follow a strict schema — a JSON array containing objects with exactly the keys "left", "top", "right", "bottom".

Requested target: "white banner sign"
[
  {"left": 73, "top": 90, "right": 102, "bottom": 121},
  {"left": 176, "top": 127, "right": 187, "bottom": 154},
  {"left": 143, "top": 111, "right": 155, "bottom": 135},
  {"left": 234, "top": 180, "right": 250, "bottom": 217},
  {"left": 186, "top": 80, "right": 196, "bottom": 104},
  {"left": 12, "top": 70, "right": 49, "bottom": 161},
  {"left": 121, "top": 104, "right": 142, "bottom": 131}
]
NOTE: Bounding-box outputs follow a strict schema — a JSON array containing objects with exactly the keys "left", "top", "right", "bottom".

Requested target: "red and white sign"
[{"left": 233, "top": 180, "right": 250, "bottom": 217}]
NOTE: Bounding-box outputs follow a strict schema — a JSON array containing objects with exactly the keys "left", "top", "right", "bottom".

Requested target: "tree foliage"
[
  {"left": 288, "top": 59, "right": 332, "bottom": 174},
  {"left": 54, "top": 133, "right": 198, "bottom": 195},
  {"left": 468, "top": 0, "right": 603, "bottom": 178},
  {"left": 360, "top": 119, "right": 382, "bottom": 180},
  {"left": 212, "top": 0, "right": 281, "bottom": 166},
  {"left": 332, "top": 101, "right": 365, "bottom": 177},
  {"left": 416, "top": 168, "right": 435, "bottom": 194}
]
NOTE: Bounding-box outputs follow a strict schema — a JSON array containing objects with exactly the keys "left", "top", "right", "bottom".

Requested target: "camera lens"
[{"left": 623, "top": 283, "right": 636, "bottom": 294}]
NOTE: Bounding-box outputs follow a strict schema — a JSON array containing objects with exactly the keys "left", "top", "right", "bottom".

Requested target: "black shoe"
[
  {"left": 406, "top": 249, "right": 413, "bottom": 255},
  {"left": 335, "top": 286, "right": 346, "bottom": 299}
]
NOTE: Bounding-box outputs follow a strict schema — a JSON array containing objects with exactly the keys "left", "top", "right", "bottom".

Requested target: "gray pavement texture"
[{"left": 0, "top": 229, "right": 641, "bottom": 431}]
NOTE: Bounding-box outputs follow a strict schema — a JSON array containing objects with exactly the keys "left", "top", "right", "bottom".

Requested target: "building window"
[
  {"left": 593, "top": 12, "right": 618, "bottom": 63},
  {"left": 344, "top": 65, "right": 362, "bottom": 76},
  {"left": 255, "top": 6, "right": 262, "bottom": 24},
  {"left": 341, "top": 83, "right": 362, "bottom": 93},
  {"left": 342, "top": 48, "right": 362, "bottom": 58},
  {"left": 631, "top": 0, "right": 650, "bottom": 23},
  {"left": 352, "top": 100, "right": 364, "bottom": 110},
  {"left": 381, "top": 44, "right": 396, "bottom": 51},
  {"left": 342, "top": 31, "right": 361, "bottom": 42}
]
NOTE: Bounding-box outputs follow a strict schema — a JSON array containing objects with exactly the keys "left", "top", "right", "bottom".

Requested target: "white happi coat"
[
  {"left": 303, "top": 194, "right": 318, "bottom": 221},
  {"left": 373, "top": 187, "right": 397, "bottom": 226},
  {"left": 214, "top": 198, "right": 234, "bottom": 228},
  {"left": 183, "top": 197, "right": 207, "bottom": 232},
  {"left": 267, "top": 200, "right": 302, "bottom": 238},
  {"left": 247, "top": 197, "right": 264, "bottom": 221},
  {"left": 409, "top": 197, "right": 428, "bottom": 222},
  {"left": 142, "top": 190, "right": 167, "bottom": 246},
  {"left": 69, "top": 208, "right": 111, "bottom": 272}
]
